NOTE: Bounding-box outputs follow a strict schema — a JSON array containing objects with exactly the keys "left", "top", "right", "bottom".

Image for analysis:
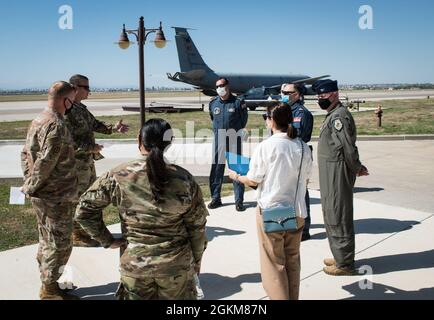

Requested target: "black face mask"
[
  {"left": 64, "top": 98, "right": 75, "bottom": 114},
  {"left": 318, "top": 98, "right": 332, "bottom": 110}
]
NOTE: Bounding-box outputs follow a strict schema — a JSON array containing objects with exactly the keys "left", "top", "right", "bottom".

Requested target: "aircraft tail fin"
[{"left": 172, "top": 27, "right": 213, "bottom": 73}]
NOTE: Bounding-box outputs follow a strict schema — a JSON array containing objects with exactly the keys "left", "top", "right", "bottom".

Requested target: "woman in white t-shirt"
[{"left": 228, "top": 102, "right": 312, "bottom": 300}]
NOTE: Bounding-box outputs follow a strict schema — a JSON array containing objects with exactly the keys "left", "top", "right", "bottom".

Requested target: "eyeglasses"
[
  {"left": 281, "top": 91, "right": 296, "bottom": 95},
  {"left": 216, "top": 84, "right": 226, "bottom": 88},
  {"left": 77, "top": 85, "right": 90, "bottom": 91},
  {"left": 262, "top": 113, "right": 271, "bottom": 121}
]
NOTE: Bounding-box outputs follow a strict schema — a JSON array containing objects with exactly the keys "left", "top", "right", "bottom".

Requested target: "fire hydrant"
[{"left": 375, "top": 105, "right": 383, "bottom": 127}]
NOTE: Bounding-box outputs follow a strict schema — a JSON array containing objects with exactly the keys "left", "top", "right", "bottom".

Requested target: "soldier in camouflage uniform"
[
  {"left": 313, "top": 80, "right": 369, "bottom": 276},
  {"left": 66, "top": 74, "right": 129, "bottom": 247},
  {"left": 76, "top": 118, "right": 208, "bottom": 300},
  {"left": 21, "top": 81, "right": 79, "bottom": 300}
]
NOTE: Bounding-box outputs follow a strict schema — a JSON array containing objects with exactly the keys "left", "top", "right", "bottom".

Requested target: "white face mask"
[{"left": 216, "top": 87, "right": 227, "bottom": 97}]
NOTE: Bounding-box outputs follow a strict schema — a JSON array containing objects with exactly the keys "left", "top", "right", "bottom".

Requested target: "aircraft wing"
[
  {"left": 292, "top": 75, "right": 330, "bottom": 85},
  {"left": 265, "top": 75, "right": 330, "bottom": 90}
]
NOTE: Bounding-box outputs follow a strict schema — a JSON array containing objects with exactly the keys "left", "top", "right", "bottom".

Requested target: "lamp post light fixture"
[{"left": 116, "top": 17, "right": 167, "bottom": 127}]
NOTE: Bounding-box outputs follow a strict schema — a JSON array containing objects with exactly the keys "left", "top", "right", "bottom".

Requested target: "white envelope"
[{"left": 10, "top": 187, "right": 26, "bottom": 205}]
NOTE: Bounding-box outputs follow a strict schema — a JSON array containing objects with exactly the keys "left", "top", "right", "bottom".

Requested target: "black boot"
[
  {"left": 235, "top": 202, "right": 245, "bottom": 212},
  {"left": 207, "top": 199, "right": 222, "bottom": 209}
]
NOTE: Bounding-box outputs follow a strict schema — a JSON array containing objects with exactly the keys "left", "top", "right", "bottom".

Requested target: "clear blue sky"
[{"left": 0, "top": 0, "right": 433, "bottom": 89}]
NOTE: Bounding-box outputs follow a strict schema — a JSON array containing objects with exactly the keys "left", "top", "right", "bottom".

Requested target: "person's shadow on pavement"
[
  {"left": 73, "top": 272, "right": 263, "bottom": 300},
  {"left": 73, "top": 282, "right": 119, "bottom": 300},
  {"left": 342, "top": 280, "right": 434, "bottom": 300},
  {"left": 200, "top": 273, "right": 262, "bottom": 300},
  {"left": 309, "top": 218, "right": 420, "bottom": 240},
  {"left": 356, "top": 249, "right": 434, "bottom": 274},
  {"left": 206, "top": 226, "right": 245, "bottom": 242},
  {"left": 217, "top": 201, "right": 257, "bottom": 209},
  {"left": 353, "top": 187, "right": 385, "bottom": 194}
]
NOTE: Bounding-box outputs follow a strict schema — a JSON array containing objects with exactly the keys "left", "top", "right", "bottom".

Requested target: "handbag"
[{"left": 261, "top": 140, "right": 304, "bottom": 233}]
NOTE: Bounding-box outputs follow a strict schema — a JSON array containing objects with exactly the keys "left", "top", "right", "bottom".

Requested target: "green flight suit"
[{"left": 317, "top": 103, "right": 362, "bottom": 269}]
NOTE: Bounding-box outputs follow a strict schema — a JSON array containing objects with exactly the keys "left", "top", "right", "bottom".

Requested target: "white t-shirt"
[{"left": 246, "top": 133, "right": 312, "bottom": 218}]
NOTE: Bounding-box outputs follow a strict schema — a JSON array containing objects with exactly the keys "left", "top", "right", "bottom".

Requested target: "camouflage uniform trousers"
[
  {"left": 116, "top": 269, "right": 197, "bottom": 300},
  {"left": 72, "top": 156, "right": 97, "bottom": 238},
  {"left": 31, "top": 198, "right": 74, "bottom": 285}
]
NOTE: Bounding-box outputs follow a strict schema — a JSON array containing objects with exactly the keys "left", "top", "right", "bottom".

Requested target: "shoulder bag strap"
[{"left": 293, "top": 139, "right": 304, "bottom": 207}]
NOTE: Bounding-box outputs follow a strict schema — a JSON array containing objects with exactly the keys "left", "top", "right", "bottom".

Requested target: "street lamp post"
[{"left": 116, "top": 17, "right": 167, "bottom": 127}]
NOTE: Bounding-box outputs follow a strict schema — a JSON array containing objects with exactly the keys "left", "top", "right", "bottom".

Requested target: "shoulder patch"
[{"left": 333, "top": 119, "right": 343, "bottom": 131}]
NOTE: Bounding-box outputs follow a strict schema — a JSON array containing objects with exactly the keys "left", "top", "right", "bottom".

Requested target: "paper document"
[{"left": 10, "top": 187, "right": 25, "bottom": 205}]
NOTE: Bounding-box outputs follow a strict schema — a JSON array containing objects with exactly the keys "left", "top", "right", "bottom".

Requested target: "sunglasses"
[
  {"left": 216, "top": 84, "right": 227, "bottom": 88},
  {"left": 281, "top": 91, "right": 296, "bottom": 95},
  {"left": 262, "top": 113, "right": 272, "bottom": 121},
  {"left": 77, "top": 85, "right": 90, "bottom": 91}
]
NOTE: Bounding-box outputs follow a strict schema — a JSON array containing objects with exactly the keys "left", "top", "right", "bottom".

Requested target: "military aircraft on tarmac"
[{"left": 167, "top": 27, "right": 329, "bottom": 99}]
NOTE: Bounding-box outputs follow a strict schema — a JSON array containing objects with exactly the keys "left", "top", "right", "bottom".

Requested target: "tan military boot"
[
  {"left": 72, "top": 231, "right": 100, "bottom": 247},
  {"left": 323, "top": 265, "right": 357, "bottom": 276},
  {"left": 39, "top": 283, "right": 80, "bottom": 300},
  {"left": 323, "top": 258, "right": 336, "bottom": 266}
]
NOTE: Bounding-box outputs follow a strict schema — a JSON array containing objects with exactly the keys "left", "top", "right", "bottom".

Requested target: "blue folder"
[{"left": 225, "top": 152, "right": 251, "bottom": 176}]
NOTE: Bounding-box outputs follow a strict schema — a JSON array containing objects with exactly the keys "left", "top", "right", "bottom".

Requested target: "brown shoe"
[
  {"left": 72, "top": 232, "right": 100, "bottom": 247},
  {"left": 40, "top": 283, "right": 79, "bottom": 300},
  {"left": 323, "top": 258, "right": 336, "bottom": 266},
  {"left": 323, "top": 265, "right": 357, "bottom": 276}
]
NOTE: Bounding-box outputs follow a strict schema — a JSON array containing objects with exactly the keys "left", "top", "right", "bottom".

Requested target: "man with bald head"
[{"left": 21, "top": 81, "right": 79, "bottom": 300}]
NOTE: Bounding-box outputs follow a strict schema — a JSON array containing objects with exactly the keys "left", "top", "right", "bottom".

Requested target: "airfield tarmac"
[
  {"left": 0, "top": 138, "right": 433, "bottom": 300},
  {"left": 0, "top": 89, "right": 433, "bottom": 121}
]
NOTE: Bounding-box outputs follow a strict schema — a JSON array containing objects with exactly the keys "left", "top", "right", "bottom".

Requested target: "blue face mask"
[{"left": 281, "top": 95, "right": 290, "bottom": 103}]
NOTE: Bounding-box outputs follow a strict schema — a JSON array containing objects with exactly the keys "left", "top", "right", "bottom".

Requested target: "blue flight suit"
[
  {"left": 209, "top": 94, "right": 248, "bottom": 204},
  {"left": 291, "top": 100, "right": 314, "bottom": 236}
]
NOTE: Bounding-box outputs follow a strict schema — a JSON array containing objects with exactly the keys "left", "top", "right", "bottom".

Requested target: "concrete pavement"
[{"left": 0, "top": 189, "right": 433, "bottom": 300}]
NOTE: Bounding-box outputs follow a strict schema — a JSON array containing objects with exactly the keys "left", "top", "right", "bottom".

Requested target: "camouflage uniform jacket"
[
  {"left": 65, "top": 102, "right": 113, "bottom": 161},
  {"left": 76, "top": 158, "right": 208, "bottom": 278},
  {"left": 21, "top": 107, "right": 77, "bottom": 202}
]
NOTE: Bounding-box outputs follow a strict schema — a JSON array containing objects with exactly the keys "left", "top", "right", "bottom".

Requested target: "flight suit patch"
[
  {"left": 228, "top": 108, "right": 235, "bottom": 113},
  {"left": 334, "top": 119, "right": 343, "bottom": 131},
  {"left": 214, "top": 107, "right": 221, "bottom": 115},
  {"left": 294, "top": 117, "right": 301, "bottom": 122}
]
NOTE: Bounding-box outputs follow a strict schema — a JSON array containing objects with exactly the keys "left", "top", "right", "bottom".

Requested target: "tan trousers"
[{"left": 256, "top": 207, "right": 304, "bottom": 300}]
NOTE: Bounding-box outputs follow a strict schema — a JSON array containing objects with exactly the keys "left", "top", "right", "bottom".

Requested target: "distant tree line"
[
  {"left": 2, "top": 84, "right": 434, "bottom": 95},
  {"left": 341, "top": 83, "right": 434, "bottom": 90}
]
